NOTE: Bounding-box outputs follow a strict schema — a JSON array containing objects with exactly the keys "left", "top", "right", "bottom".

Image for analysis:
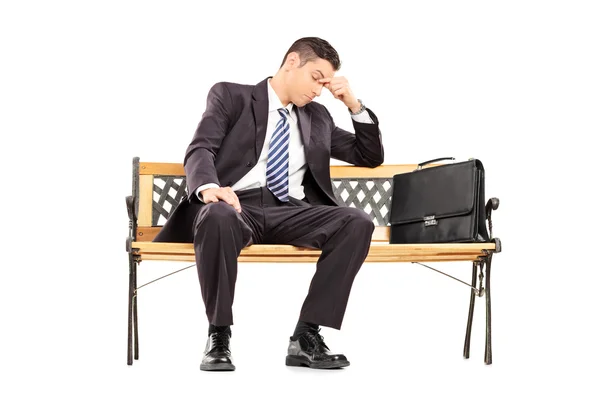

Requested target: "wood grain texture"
[
  {"left": 137, "top": 175, "right": 154, "bottom": 227},
  {"left": 132, "top": 241, "right": 496, "bottom": 263},
  {"left": 138, "top": 163, "right": 438, "bottom": 178},
  {"left": 135, "top": 226, "right": 391, "bottom": 242}
]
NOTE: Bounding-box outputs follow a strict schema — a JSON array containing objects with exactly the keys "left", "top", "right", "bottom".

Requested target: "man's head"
[{"left": 273, "top": 37, "right": 341, "bottom": 107}]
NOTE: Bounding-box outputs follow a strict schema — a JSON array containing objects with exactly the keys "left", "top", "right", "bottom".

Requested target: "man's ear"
[{"left": 285, "top": 52, "right": 299, "bottom": 69}]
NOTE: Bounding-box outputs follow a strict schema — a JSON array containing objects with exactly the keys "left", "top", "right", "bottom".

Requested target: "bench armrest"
[
  {"left": 485, "top": 197, "right": 500, "bottom": 239},
  {"left": 126, "top": 195, "right": 137, "bottom": 252},
  {"left": 126, "top": 195, "right": 136, "bottom": 221}
]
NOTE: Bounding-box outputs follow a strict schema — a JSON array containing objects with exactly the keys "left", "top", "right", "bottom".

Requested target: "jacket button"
[{"left": 246, "top": 161, "right": 252, "bottom": 167}]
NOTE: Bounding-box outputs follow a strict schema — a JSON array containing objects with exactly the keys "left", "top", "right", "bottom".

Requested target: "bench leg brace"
[
  {"left": 463, "top": 254, "right": 493, "bottom": 365},
  {"left": 127, "top": 252, "right": 139, "bottom": 365}
]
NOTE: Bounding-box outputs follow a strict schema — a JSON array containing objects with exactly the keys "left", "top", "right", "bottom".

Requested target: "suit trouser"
[{"left": 192, "top": 186, "right": 375, "bottom": 330}]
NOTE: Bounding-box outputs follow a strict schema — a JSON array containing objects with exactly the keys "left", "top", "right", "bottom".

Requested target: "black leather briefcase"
[{"left": 389, "top": 158, "right": 492, "bottom": 244}]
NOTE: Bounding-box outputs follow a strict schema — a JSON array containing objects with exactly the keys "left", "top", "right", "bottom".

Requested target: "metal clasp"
[{"left": 424, "top": 215, "right": 437, "bottom": 226}]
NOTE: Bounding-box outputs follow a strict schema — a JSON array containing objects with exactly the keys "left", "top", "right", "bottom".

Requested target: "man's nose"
[{"left": 313, "top": 84, "right": 323, "bottom": 97}]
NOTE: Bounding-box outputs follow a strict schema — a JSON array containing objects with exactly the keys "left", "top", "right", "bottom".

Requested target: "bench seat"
[{"left": 134, "top": 237, "right": 496, "bottom": 263}]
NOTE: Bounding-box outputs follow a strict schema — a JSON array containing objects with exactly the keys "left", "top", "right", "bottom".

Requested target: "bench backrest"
[{"left": 129, "top": 157, "right": 427, "bottom": 243}]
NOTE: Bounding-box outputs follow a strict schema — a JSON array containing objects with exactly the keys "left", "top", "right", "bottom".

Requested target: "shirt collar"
[{"left": 267, "top": 78, "right": 294, "bottom": 114}]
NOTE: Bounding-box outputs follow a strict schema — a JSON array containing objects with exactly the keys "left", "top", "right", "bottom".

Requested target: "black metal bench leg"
[
  {"left": 484, "top": 254, "right": 493, "bottom": 365},
  {"left": 463, "top": 261, "right": 478, "bottom": 359},
  {"left": 133, "top": 260, "right": 139, "bottom": 360},
  {"left": 127, "top": 252, "right": 135, "bottom": 365}
]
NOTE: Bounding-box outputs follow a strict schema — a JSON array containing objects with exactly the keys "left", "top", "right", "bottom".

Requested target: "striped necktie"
[{"left": 266, "top": 108, "right": 290, "bottom": 202}]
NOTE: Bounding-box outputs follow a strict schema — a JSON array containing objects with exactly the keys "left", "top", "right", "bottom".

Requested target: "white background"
[{"left": 1, "top": 0, "right": 599, "bottom": 398}]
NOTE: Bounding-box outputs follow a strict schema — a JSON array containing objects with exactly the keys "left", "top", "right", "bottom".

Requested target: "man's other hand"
[{"left": 201, "top": 187, "right": 242, "bottom": 213}]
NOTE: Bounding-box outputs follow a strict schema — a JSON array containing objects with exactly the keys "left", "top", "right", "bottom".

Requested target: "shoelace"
[
  {"left": 303, "top": 328, "right": 330, "bottom": 352},
  {"left": 210, "top": 332, "right": 230, "bottom": 351}
]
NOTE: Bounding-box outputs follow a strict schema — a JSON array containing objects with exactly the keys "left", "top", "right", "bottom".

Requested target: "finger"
[
  {"left": 204, "top": 195, "right": 218, "bottom": 204},
  {"left": 232, "top": 195, "right": 242, "bottom": 213},
  {"left": 333, "top": 87, "right": 348, "bottom": 97},
  {"left": 226, "top": 191, "right": 241, "bottom": 213},
  {"left": 322, "top": 76, "right": 346, "bottom": 85},
  {"left": 216, "top": 192, "right": 242, "bottom": 212},
  {"left": 223, "top": 188, "right": 241, "bottom": 212},
  {"left": 215, "top": 192, "right": 235, "bottom": 204},
  {"left": 329, "top": 83, "right": 347, "bottom": 92}
]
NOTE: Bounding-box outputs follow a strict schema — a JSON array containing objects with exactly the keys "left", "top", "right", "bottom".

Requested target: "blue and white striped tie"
[{"left": 266, "top": 108, "right": 290, "bottom": 202}]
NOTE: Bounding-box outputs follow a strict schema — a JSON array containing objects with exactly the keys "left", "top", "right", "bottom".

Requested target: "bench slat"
[
  {"left": 137, "top": 253, "right": 487, "bottom": 263},
  {"left": 139, "top": 163, "right": 433, "bottom": 178},
  {"left": 135, "top": 226, "right": 392, "bottom": 242},
  {"left": 138, "top": 175, "right": 154, "bottom": 226},
  {"left": 329, "top": 165, "right": 427, "bottom": 178},
  {"left": 132, "top": 242, "right": 496, "bottom": 263},
  {"left": 134, "top": 241, "right": 495, "bottom": 253},
  {"left": 140, "top": 162, "right": 185, "bottom": 175}
]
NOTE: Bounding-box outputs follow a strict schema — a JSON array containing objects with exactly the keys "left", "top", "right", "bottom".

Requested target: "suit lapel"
[
  {"left": 296, "top": 105, "right": 312, "bottom": 154},
  {"left": 251, "top": 78, "right": 269, "bottom": 161}
]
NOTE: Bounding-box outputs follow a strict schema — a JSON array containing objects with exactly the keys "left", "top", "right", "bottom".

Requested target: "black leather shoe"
[
  {"left": 286, "top": 328, "right": 350, "bottom": 369},
  {"left": 200, "top": 331, "right": 235, "bottom": 371}
]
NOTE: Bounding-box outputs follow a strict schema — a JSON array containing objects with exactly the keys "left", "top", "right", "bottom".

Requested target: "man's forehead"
[{"left": 307, "top": 59, "right": 335, "bottom": 78}]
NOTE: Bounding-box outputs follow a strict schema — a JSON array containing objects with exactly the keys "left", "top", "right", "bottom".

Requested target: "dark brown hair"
[{"left": 280, "top": 37, "right": 341, "bottom": 71}]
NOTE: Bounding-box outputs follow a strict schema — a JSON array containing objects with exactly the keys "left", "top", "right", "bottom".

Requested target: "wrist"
[{"left": 348, "top": 99, "right": 365, "bottom": 115}]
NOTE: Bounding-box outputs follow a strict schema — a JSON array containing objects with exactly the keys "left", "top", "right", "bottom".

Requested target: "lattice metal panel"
[
  {"left": 151, "top": 176, "right": 393, "bottom": 227},
  {"left": 332, "top": 178, "right": 392, "bottom": 226},
  {"left": 152, "top": 176, "right": 187, "bottom": 226}
]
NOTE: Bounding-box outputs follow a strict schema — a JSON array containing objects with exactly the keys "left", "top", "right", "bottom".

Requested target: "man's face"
[{"left": 285, "top": 54, "right": 336, "bottom": 107}]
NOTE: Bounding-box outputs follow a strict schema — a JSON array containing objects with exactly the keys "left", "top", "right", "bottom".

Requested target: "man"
[{"left": 153, "top": 37, "right": 384, "bottom": 371}]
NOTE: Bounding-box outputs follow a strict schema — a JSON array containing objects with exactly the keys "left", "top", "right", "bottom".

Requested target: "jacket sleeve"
[
  {"left": 328, "top": 107, "right": 384, "bottom": 167},
  {"left": 183, "top": 82, "right": 233, "bottom": 197}
]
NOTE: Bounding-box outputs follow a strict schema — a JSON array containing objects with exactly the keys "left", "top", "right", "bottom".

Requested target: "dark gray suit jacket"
[{"left": 153, "top": 77, "right": 384, "bottom": 243}]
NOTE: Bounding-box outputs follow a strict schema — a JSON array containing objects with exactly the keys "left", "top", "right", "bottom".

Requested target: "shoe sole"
[
  {"left": 285, "top": 355, "right": 350, "bottom": 369},
  {"left": 200, "top": 363, "right": 236, "bottom": 371}
]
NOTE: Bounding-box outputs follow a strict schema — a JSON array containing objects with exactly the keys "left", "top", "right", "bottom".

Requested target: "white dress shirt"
[{"left": 196, "top": 79, "right": 374, "bottom": 202}]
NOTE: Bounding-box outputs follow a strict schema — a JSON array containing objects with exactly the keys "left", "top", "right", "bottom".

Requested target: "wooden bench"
[{"left": 125, "top": 157, "right": 501, "bottom": 366}]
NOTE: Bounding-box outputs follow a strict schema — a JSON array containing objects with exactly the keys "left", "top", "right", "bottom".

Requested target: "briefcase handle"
[{"left": 416, "top": 157, "right": 455, "bottom": 170}]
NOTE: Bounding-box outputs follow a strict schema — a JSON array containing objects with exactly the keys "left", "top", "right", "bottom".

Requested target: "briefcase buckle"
[{"left": 424, "top": 215, "right": 438, "bottom": 226}]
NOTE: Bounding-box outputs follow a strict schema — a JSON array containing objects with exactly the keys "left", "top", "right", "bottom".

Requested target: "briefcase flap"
[{"left": 389, "top": 161, "right": 478, "bottom": 225}]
